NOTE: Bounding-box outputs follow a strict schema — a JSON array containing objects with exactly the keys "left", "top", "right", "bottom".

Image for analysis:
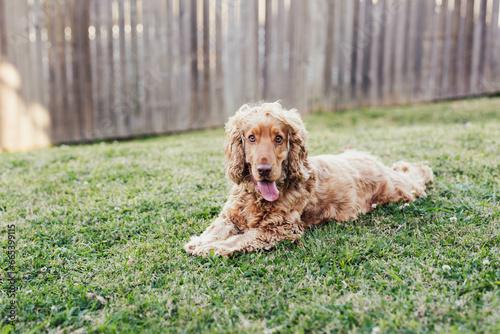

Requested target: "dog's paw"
[
  {"left": 183, "top": 236, "right": 204, "bottom": 254},
  {"left": 191, "top": 244, "right": 235, "bottom": 258}
]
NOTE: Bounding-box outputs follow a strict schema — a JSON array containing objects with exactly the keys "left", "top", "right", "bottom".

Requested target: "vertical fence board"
[
  {"left": 349, "top": 0, "right": 359, "bottom": 109},
  {"left": 360, "top": 0, "right": 372, "bottom": 107},
  {"left": 276, "top": 0, "right": 286, "bottom": 103},
  {"left": 26, "top": 1, "right": 37, "bottom": 106},
  {"left": 495, "top": 0, "right": 500, "bottom": 86},
  {"left": 166, "top": 0, "right": 176, "bottom": 132},
  {"left": 61, "top": 1, "right": 73, "bottom": 141},
  {"left": 108, "top": 0, "right": 118, "bottom": 137},
  {"left": 249, "top": 0, "right": 259, "bottom": 103},
  {"left": 92, "top": 0, "right": 103, "bottom": 139},
  {"left": 323, "top": 0, "right": 334, "bottom": 110},
  {"left": 129, "top": 0, "right": 141, "bottom": 135},
  {"left": 189, "top": 0, "right": 198, "bottom": 127},
  {"left": 385, "top": 0, "right": 398, "bottom": 104},
  {"left": 202, "top": 0, "right": 210, "bottom": 126},
  {"left": 69, "top": 0, "right": 82, "bottom": 141},
  {"left": 174, "top": 0, "right": 187, "bottom": 130},
  {"left": 470, "top": 0, "right": 481, "bottom": 94},
  {"left": 46, "top": 0, "right": 60, "bottom": 142},
  {"left": 425, "top": 1, "right": 439, "bottom": 102},
  {"left": 448, "top": 0, "right": 461, "bottom": 97},
  {"left": 117, "top": 0, "right": 129, "bottom": 136},
  {"left": 342, "top": 0, "right": 354, "bottom": 110},
  {"left": 393, "top": 0, "right": 407, "bottom": 104},
  {"left": 140, "top": 0, "right": 152, "bottom": 133},
  {"left": 15, "top": 1, "right": 29, "bottom": 106},
  {"left": 462, "top": 0, "right": 475, "bottom": 94},
  {"left": 454, "top": 0, "right": 465, "bottom": 96},
  {"left": 436, "top": 0, "right": 448, "bottom": 99},
  {"left": 375, "top": 0, "right": 386, "bottom": 105},
  {"left": 263, "top": 0, "right": 272, "bottom": 100},
  {"left": 331, "top": 0, "right": 341, "bottom": 109},
  {"left": 488, "top": 0, "right": 500, "bottom": 90},
  {"left": 142, "top": 0, "right": 152, "bottom": 133},
  {"left": 441, "top": 0, "right": 453, "bottom": 98},
  {"left": 401, "top": 0, "right": 417, "bottom": 103},
  {"left": 0, "top": 0, "right": 5, "bottom": 149},
  {"left": 412, "top": 0, "right": 426, "bottom": 101},
  {"left": 89, "top": 0, "right": 99, "bottom": 139},
  {"left": 0, "top": 0, "right": 12, "bottom": 150},
  {"left": 222, "top": 0, "right": 234, "bottom": 117},
  {"left": 82, "top": 1, "right": 94, "bottom": 139},
  {"left": 475, "top": 0, "right": 488, "bottom": 94},
  {"left": 497, "top": 5, "right": 500, "bottom": 85},
  {"left": 336, "top": 0, "right": 346, "bottom": 110},
  {"left": 215, "top": 0, "right": 224, "bottom": 119},
  {"left": 156, "top": 0, "right": 167, "bottom": 132},
  {"left": 0, "top": 0, "right": 6, "bottom": 61},
  {"left": 297, "top": 0, "right": 308, "bottom": 111}
]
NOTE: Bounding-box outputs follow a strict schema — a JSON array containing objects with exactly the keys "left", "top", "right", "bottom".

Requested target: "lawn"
[{"left": 1, "top": 97, "right": 499, "bottom": 333}]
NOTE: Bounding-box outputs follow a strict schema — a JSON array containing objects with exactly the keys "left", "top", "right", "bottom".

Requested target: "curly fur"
[{"left": 184, "top": 102, "right": 434, "bottom": 257}]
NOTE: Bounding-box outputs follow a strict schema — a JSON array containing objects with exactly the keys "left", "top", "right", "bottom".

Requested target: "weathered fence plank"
[
  {"left": 436, "top": 0, "right": 448, "bottom": 99},
  {"left": 375, "top": 0, "right": 386, "bottom": 106},
  {"left": 463, "top": 0, "right": 475, "bottom": 95},
  {"left": 424, "top": 0, "right": 439, "bottom": 102},
  {"left": 0, "top": 0, "right": 6, "bottom": 61},
  {"left": 476, "top": 0, "right": 488, "bottom": 94},
  {"left": 488, "top": 0, "right": 500, "bottom": 91}
]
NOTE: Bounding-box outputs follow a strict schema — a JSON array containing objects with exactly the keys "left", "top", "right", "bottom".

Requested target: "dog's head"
[{"left": 223, "top": 102, "right": 309, "bottom": 201}]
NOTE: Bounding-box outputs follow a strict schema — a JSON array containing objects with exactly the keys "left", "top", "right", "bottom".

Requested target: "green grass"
[{"left": 1, "top": 97, "right": 499, "bottom": 333}]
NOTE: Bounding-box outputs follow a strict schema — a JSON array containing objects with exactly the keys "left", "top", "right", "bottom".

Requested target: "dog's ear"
[
  {"left": 223, "top": 113, "right": 247, "bottom": 184},
  {"left": 284, "top": 110, "right": 310, "bottom": 182}
]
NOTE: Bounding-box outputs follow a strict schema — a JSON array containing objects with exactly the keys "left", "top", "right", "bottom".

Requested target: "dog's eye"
[
  {"left": 275, "top": 136, "right": 283, "bottom": 143},
  {"left": 248, "top": 135, "right": 256, "bottom": 142}
]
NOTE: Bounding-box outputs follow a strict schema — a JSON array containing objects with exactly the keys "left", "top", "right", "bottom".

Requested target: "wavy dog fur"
[{"left": 184, "top": 102, "right": 433, "bottom": 257}]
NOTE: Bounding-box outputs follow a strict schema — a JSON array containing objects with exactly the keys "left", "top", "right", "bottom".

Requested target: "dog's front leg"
[
  {"left": 189, "top": 229, "right": 271, "bottom": 257},
  {"left": 184, "top": 215, "right": 238, "bottom": 254},
  {"left": 191, "top": 222, "right": 304, "bottom": 257}
]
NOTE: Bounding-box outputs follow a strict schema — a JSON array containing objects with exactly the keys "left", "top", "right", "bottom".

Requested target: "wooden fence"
[{"left": 1, "top": 0, "right": 499, "bottom": 150}]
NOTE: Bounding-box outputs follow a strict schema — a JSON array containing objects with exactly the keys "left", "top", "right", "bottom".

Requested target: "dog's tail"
[{"left": 389, "top": 161, "right": 434, "bottom": 201}]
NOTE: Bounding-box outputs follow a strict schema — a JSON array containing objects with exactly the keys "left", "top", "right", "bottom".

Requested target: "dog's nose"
[{"left": 257, "top": 164, "right": 272, "bottom": 177}]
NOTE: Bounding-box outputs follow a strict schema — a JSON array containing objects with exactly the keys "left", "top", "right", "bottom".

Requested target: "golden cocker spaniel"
[{"left": 184, "top": 102, "right": 433, "bottom": 257}]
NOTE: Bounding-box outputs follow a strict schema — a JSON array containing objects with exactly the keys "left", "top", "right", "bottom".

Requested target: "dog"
[{"left": 184, "top": 102, "right": 433, "bottom": 257}]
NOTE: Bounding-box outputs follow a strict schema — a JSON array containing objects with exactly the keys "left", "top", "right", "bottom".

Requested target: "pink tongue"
[{"left": 257, "top": 181, "right": 279, "bottom": 202}]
